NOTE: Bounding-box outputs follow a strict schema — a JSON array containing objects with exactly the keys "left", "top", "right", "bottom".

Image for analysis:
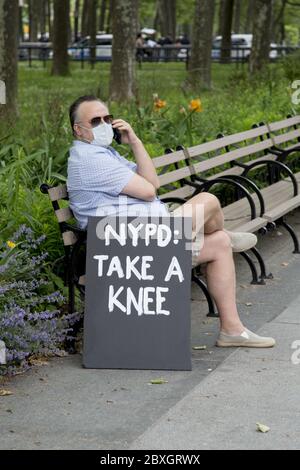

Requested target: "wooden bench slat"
[
  {"left": 62, "top": 231, "right": 77, "bottom": 246},
  {"left": 153, "top": 149, "right": 186, "bottom": 168},
  {"left": 187, "top": 125, "right": 270, "bottom": 158},
  {"left": 273, "top": 128, "right": 300, "bottom": 145},
  {"left": 48, "top": 184, "right": 68, "bottom": 201},
  {"left": 263, "top": 195, "right": 300, "bottom": 221},
  {"left": 226, "top": 217, "right": 267, "bottom": 233},
  {"left": 55, "top": 207, "right": 73, "bottom": 223},
  {"left": 268, "top": 116, "right": 300, "bottom": 132},
  {"left": 285, "top": 142, "right": 300, "bottom": 152},
  {"left": 206, "top": 153, "right": 277, "bottom": 180},
  {"left": 159, "top": 185, "right": 194, "bottom": 200},
  {"left": 192, "top": 139, "right": 274, "bottom": 174},
  {"left": 158, "top": 165, "right": 194, "bottom": 185}
]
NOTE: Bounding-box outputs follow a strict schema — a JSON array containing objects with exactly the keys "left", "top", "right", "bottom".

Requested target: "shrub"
[
  {"left": 0, "top": 225, "right": 80, "bottom": 376},
  {"left": 281, "top": 49, "right": 300, "bottom": 83}
]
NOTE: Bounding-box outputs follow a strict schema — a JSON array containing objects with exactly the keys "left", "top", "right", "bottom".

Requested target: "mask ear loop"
[{"left": 74, "top": 123, "right": 93, "bottom": 144}]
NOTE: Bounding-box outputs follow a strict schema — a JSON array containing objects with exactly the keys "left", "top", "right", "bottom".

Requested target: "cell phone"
[{"left": 113, "top": 128, "right": 122, "bottom": 144}]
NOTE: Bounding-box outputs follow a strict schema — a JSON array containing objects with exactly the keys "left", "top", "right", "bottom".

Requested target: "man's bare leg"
[
  {"left": 195, "top": 230, "right": 244, "bottom": 335},
  {"left": 177, "top": 192, "right": 224, "bottom": 235},
  {"left": 173, "top": 192, "right": 274, "bottom": 346}
]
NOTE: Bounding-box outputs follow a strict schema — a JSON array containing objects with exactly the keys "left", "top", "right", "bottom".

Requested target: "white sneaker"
[
  {"left": 226, "top": 231, "right": 257, "bottom": 252},
  {"left": 216, "top": 328, "right": 275, "bottom": 348}
]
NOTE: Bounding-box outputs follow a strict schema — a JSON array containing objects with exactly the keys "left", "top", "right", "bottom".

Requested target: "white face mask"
[
  {"left": 91, "top": 122, "right": 114, "bottom": 147},
  {"left": 78, "top": 122, "right": 114, "bottom": 147}
]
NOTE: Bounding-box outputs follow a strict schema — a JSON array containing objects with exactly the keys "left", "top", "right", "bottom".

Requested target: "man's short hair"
[{"left": 69, "top": 95, "right": 104, "bottom": 131}]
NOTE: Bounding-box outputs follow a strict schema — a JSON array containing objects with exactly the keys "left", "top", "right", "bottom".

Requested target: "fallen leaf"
[
  {"left": 281, "top": 262, "right": 289, "bottom": 267},
  {"left": 0, "top": 389, "right": 13, "bottom": 396},
  {"left": 256, "top": 422, "right": 270, "bottom": 433},
  {"left": 192, "top": 345, "right": 207, "bottom": 350},
  {"left": 150, "top": 379, "right": 168, "bottom": 385}
]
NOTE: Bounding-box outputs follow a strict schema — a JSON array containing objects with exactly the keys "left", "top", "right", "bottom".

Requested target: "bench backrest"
[{"left": 154, "top": 115, "right": 300, "bottom": 199}]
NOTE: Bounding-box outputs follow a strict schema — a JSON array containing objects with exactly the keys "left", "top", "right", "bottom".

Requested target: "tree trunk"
[
  {"left": 40, "top": 0, "right": 46, "bottom": 37},
  {"left": 87, "top": 0, "right": 97, "bottom": 63},
  {"left": 109, "top": 0, "right": 138, "bottom": 102},
  {"left": 51, "top": 0, "right": 70, "bottom": 76},
  {"left": 156, "top": 0, "right": 176, "bottom": 41},
  {"left": 81, "top": 0, "right": 89, "bottom": 37},
  {"left": 74, "top": 0, "right": 80, "bottom": 41},
  {"left": 245, "top": 0, "right": 255, "bottom": 33},
  {"left": 106, "top": 0, "right": 113, "bottom": 33},
  {"left": 233, "top": 0, "right": 241, "bottom": 33},
  {"left": 188, "top": 0, "right": 215, "bottom": 90},
  {"left": 19, "top": 4, "right": 24, "bottom": 41},
  {"left": 46, "top": 0, "right": 52, "bottom": 40},
  {"left": 99, "top": 0, "right": 107, "bottom": 32},
  {"left": 0, "top": 0, "right": 19, "bottom": 121},
  {"left": 273, "top": 0, "right": 286, "bottom": 43},
  {"left": 220, "top": 0, "right": 234, "bottom": 63},
  {"left": 218, "top": 0, "right": 225, "bottom": 35},
  {"left": 249, "top": 0, "right": 273, "bottom": 74},
  {"left": 29, "top": 0, "right": 40, "bottom": 41}
]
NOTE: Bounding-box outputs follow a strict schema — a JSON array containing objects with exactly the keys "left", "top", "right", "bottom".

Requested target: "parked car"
[
  {"left": 177, "top": 34, "right": 279, "bottom": 61},
  {"left": 211, "top": 34, "right": 279, "bottom": 61},
  {"left": 68, "top": 34, "right": 113, "bottom": 61}
]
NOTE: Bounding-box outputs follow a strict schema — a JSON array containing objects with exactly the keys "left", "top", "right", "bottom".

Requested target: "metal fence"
[{"left": 18, "top": 43, "right": 300, "bottom": 69}]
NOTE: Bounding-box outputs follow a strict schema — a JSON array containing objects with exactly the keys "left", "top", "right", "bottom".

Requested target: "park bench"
[
  {"left": 153, "top": 115, "right": 300, "bottom": 283},
  {"left": 40, "top": 114, "right": 300, "bottom": 320}
]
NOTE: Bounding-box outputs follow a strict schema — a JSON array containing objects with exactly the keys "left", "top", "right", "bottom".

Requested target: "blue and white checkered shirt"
[{"left": 67, "top": 140, "right": 169, "bottom": 228}]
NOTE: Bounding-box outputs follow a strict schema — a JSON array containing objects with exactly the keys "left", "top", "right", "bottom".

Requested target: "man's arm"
[
  {"left": 112, "top": 119, "right": 160, "bottom": 190},
  {"left": 130, "top": 138, "right": 160, "bottom": 189},
  {"left": 121, "top": 173, "right": 156, "bottom": 201}
]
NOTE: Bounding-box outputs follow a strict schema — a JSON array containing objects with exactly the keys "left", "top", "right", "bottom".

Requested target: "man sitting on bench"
[{"left": 67, "top": 95, "right": 275, "bottom": 348}]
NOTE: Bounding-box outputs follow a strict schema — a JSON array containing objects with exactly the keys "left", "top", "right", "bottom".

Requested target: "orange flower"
[
  {"left": 188, "top": 98, "right": 203, "bottom": 113},
  {"left": 153, "top": 98, "right": 167, "bottom": 110}
]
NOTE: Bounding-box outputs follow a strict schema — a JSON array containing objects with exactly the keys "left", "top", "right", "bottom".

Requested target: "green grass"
[{"left": 12, "top": 60, "right": 297, "bottom": 157}]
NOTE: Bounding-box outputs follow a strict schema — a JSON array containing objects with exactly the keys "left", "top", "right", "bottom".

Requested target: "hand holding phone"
[{"left": 113, "top": 128, "right": 122, "bottom": 144}]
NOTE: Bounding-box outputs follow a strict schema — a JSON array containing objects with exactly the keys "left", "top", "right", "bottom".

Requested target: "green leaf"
[{"left": 149, "top": 378, "right": 168, "bottom": 385}]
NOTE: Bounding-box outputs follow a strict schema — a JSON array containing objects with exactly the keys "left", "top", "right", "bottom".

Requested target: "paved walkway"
[
  {"left": 130, "top": 295, "right": 300, "bottom": 450},
  {"left": 1, "top": 215, "right": 300, "bottom": 450}
]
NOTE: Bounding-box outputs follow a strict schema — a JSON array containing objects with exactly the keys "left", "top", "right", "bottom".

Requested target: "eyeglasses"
[{"left": 89, "top": 114, "right": 114, "bottom": 127}]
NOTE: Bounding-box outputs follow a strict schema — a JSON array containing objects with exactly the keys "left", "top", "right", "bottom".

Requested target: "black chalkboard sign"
[{"left": 83, "top": 216, "right": 192, "bottom": 370}]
